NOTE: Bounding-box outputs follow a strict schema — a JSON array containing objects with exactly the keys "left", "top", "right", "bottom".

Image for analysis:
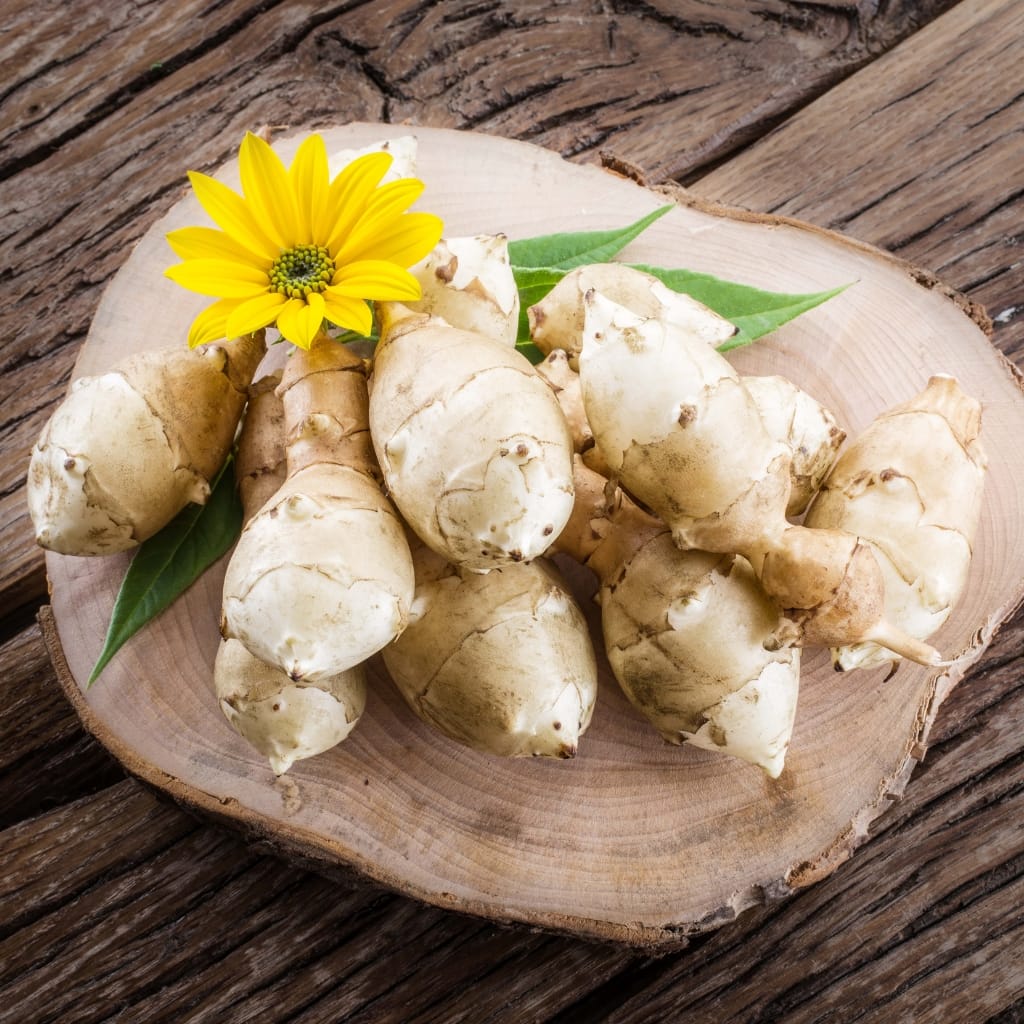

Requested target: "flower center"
[{"left": 269, "top": 244, "right": 335, "bottom": 299}]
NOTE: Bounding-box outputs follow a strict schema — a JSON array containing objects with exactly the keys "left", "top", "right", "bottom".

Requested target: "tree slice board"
[{"left": 42, "top": 124, "right": 1024, "bottom": 948}]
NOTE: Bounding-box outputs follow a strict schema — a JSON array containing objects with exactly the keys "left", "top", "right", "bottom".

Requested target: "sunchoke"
[
  {"left": 221, "top": 335, "right": 415, "bottom": 680},
  {"left": 368, "top": 304, "right": 574, "bottom": 571},
  {"left": 28, "top": 332, "right": 265, "bottom": 555},
  {"left": 214, "top": 373, "right": 367, "bottom": 774},
  {"left": 804, "top": 375, "right": 986, "bottom": 670}
]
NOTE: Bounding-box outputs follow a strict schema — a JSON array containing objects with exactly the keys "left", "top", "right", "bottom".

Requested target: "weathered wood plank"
[
  {"left": 0, "top": 0, "right": 956, "bottom": 617},
  {"left": 692, "top": 0, "right": 1024, "bottom": 364},
  {"left": 0, "top": 622, "right": 122, "bottom": 828}
]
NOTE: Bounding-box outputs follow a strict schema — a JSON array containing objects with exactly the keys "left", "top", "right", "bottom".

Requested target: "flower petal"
[
  {"left": 187, "top": 299, "right": 238, "bottom": 348},
  {"left": 336, "top": 212, "right": 444, "bottom": 268},
  {"left": 187, "top": 170, "right": 280, "bottom": 262},
  {"left": 322, "top": 294, "right": 373, "bottom": 336},
  {"left": 225, "top": 291, "right": 288, "bottom": 339},
  {"left": 323, "top": 152, "right": 393, "bottom": 254},
  {"left": 165, "top": 258, "right": 270, "bottom": 298},
  {"left": 166, "top": 226, "right": 267, "bottom": 264},
  {"left": 240, "top": 132, "right": 300, "bottom": 251},
  {"left": 289, "top": 134, "right": 329, "bottom": 242},
  {"left": 276, "top": 293, "right": 325, "bottom": 350},
  {"left": 329, "top": 261, "right": 422, "bottom": 301}
]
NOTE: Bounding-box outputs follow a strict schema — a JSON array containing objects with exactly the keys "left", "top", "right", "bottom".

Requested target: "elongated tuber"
[
  {"left": 382, "top": 541, "right": 597, "bottom": 758},
  {"left": 221, "top": 335, "right": 415, "bottom": 680},
  {"left": 804, "top": 375, "right": 986, "bottom": 670},
  {"left": 28, "top": 331, "right": 265, "bottom": 555},
  {"left": 368, "top": 304, "right": 574, "bottom": 571},
  {"left": 214, "top": 372, "right": 367, "bottom": 774}
]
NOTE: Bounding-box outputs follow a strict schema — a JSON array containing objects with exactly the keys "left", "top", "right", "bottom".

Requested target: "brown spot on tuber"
[
  {"left": 63, "top": 457, "right": 76, "bottom": 471},
  {"left": 543, "top": 524, "right": 554, "bottom": 536},
  {"left": 516, "top": 443, "right": 529, "bottom": 457},
  {"left": 553, "top": 721, "right": 562, "bottom": 731},
  {"left": 677, "top": 405, "right": 698, "bottom": 427}
]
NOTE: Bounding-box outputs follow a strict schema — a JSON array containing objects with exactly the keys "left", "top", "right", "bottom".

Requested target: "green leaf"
[
  {"left": 507, "top": 205, "right": 673, "bottom": 272},
  {"left": 629, "top": 264, "right": 850, "bottom": 351},
  {"left": 88, "top": 459, "right": 243, "bottom": 686}
]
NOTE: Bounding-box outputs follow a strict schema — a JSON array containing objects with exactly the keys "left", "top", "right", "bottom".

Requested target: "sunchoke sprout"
[
  {"left": 221, "top": 336, "right": 415, "bottom": 680},
  {"left": 804, "top": 375, "right": 986, "bottom": 670},
  {"left": 28, "top": 332, "right": 265, "bottom": 555},
  {"left": 368, "top": 304, "right": 575, "bottom": 572},
  {"left": 410, "top": 235, "right": 520, "bottom": 346},
  {"left": 382, "top": 542, "right": 597, "bottom": 758},
  {"left": 214, "top": 373, "right": 367, "bottom": 774}
]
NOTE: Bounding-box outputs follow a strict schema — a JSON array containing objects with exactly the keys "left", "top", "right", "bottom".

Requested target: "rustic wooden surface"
[{"left": 2, "top": 0, "right": 1022, "bottom": 1019}]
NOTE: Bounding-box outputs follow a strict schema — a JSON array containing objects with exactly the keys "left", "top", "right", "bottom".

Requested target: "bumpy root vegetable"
[
  {"left": 221, "top": 336, "right": 414, "bottom": 681},
  {"left": 558, "top": 459, "right": 799, "bottom": 777},
  {"left": 369, "top": 304, "right": 575, "bottom": 571},
  {"left": 28, "top": 331, "right": 265, "bottom": 555},
  {"left": 382, "top": 542, "right": 597, "bottom": 758},
  {"left": 804, "top": 375, "right": 986, "bottom": 670},
  {"left": 577, "top": 290, "right": 945, "bottom": 666},
  {"left": 744, "top": 375, "right": 846, "bottom": 516},
  {"left": 214, "top": 373, "right": 367, "bottom": 774},
  {"left": 528, "top": 263, "right": 735, "bottom": 367},
  {"left": 410, "top": 235, "right": 520, "bottom": 346},
  {"left": 215, "top": 639, "right": 366, "bottom": 774},
  {"left": 578, "top": 290, "right": 788, "bottom": 554}
]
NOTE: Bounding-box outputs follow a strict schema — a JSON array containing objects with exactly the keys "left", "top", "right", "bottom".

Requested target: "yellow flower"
[{"left": 165, "top": 132, "right": 443, "bottom": 349}]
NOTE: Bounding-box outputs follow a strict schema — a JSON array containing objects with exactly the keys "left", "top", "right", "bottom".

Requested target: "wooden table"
[{"left": 3, "top": 1, "right": 1022, "bottom": 1020}]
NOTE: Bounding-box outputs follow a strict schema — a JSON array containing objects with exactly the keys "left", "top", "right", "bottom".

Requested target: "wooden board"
[{"left": 43, "top": 123, "right": 1024, "bottom": 947}]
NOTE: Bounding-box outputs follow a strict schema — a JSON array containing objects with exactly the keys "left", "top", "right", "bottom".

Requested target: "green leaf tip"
[
  {"left": 87, "top": 457, "right": 243, "bottom": 687},
  {"left": 508, "top": 204, "right": 673, "bottom": 272}
]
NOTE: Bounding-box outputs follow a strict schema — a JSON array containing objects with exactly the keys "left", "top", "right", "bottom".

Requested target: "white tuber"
[
  {"left": 804, "top": 375, "right": 987, "bottom": 670},
  {"left": 221, "top": 336, "right": 414, "bottom": 681},
  {"left": 28, "top": 332, "right": 265, "bottom": 555},
  {"left": 369, "top": 304, "right": 575, "bottom": 572},
  {"left": 409, "top": 235, "right": 520, "bottom": 346},
  {"left": 213, "top": 372, "right": 367, "bottom": 774},
  {"left": 382, "top": 543, "right": 597, "bottom": 758},
  {"left": 557, "top": 459, "right": 799, "bottom": 777}
]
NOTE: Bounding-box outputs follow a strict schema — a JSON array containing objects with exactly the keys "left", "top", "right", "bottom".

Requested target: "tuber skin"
[
  {"left": 537, "top": 348, "right": 845, "bottom": 516},
  {"left": 804, "top": 375, "right": 987, "bottom": 670},
  {"left": 28, "top": 331, "right": 265, "bottom": 555},
  {"left": 368, "top": 303, "right": 575, "bottom": 572},
  {"left": 743, "top": 374, "right": 846, "bottom": 517},
  {"left": 556, "top": 458, "right": 800, "bottom": 777},
  {"left": 528, "top": 263, "right": 732, "bottom": 368},
  {"left": 409, "top": 235, "right": 520, "bottom": 346},
  {"left": 213, "top": 372, "right": 367, "bottom": 775},
  {"left": 576, "top": 290, "right": 945, "bottom": 667},
  {"left": 382, "top": 540, "right": 597, "bottom": 758},
  {"left": 221, "top": 335, "right": 415, "bottom": 681}
]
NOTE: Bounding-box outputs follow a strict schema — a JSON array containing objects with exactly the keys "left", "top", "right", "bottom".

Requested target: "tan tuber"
[
  {"left": 28, "top": 332, "right": 265, "bottom": 555},
  {"left": 221, "top": 336, "right": 415, "bottom": 681},
  {"left": 214, "top": 372, "right": 367, "bottom": 774}
]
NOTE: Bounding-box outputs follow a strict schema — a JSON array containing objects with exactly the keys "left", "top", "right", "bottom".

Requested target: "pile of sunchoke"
[{"left": 33, "top": 181, "right": 987, "bottom": 783}]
